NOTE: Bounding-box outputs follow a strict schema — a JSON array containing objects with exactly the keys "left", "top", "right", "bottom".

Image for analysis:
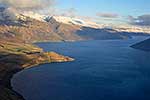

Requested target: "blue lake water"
[{"left": 12, "top": 37, "right": 150, "bottom": 100}]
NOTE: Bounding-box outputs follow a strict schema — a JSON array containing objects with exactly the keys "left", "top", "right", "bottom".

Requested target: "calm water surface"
[{"left": 12, "top": 37, "right": 150, "bottom": 100}]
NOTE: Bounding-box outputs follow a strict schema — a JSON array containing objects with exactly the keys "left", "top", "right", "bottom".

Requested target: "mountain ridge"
[{"left": 0, "top": 7, "right": 150, "bottom": 43}]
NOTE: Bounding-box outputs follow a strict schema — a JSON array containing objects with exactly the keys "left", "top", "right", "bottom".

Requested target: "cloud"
[
  {"left": 0, "top": 0, "right": 55, "bottom": 10},
  {"left": 128, "top": 14, "right": 150, "bottom": 26},
  {"left": 0, "top": 7, "right": 20, "bottom": 24},
  {"left": 60, "top": 8, "right": 77, "bottom": 17},
  {"left": 96, "top": 12, "right": 119, "bottom": 18}
]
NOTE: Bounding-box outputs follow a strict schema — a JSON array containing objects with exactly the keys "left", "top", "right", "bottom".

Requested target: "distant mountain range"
[
  {"left": 0, "top": 7, "right": 150, "bottom": 43},
  {"left": 23, "top": 12, "right": 150, "bottom": 34}
]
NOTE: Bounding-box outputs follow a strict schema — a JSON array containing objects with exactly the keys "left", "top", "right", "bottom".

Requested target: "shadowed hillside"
[
  {"left": 131, "top": 38, "right": 150, "bottom": 51},
  {"left": 46, "top": 16, "right": 132, "bottom": 41}
]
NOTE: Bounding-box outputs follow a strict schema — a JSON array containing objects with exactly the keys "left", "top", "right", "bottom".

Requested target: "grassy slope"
[{"left": 0, "top": 41, "right": 74, "bottom": 100}]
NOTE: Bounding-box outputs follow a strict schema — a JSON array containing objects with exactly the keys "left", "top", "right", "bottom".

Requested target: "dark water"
[{"left": 12, "top": 37, "right": 150, "bottom": 100}]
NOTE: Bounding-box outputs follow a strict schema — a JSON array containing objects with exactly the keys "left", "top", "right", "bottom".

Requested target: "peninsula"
[{"left": 0, "top": 40, "right": 74, "bottom": 100}]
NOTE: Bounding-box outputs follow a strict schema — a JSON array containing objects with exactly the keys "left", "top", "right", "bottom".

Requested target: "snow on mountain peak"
[
  {"left": 52, "top": 16, "right": 102, "bottom": 28},
  {"left": 22, "top": 11, "right": 46, "bottom": 22},
  {"left": 19, "top": 12, "right": 150, "bottom": 34},
  {"left": 19, "top": 12, "right": 104, "bottom": 28}
]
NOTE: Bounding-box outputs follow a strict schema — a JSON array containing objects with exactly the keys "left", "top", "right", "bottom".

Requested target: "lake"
[{"left": 12, "top": 36, "right": 150, "bottom": 100}]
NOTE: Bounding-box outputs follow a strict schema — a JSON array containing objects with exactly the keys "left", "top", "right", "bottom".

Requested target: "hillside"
[
  {"left": 0, "top": 14, "right": 63, "bottom": 42},
  {"left": 0, "top": 14, "right": 132, "bottom": 43},
  {"left": 1, "top": 8, "right": 150, "bottom": 43},
  {"left": 46, "top": 16, "right": 132, "bottom": 41},
  {"left": 131, "top": 38, "right": 150, "bottom": 51},
  {"left": 0, "top": 7, "right": 150, "bottom": 43}
]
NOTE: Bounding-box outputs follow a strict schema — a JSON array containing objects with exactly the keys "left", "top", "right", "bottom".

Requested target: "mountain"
[
  {"left": 45, "top": 16, "right": 133, "bottom": 41},
  {"left": 1, "top": 8, "right": 149, "bottom": 43},
  {"left": 47, "top": 16, "right": 103, "bottom": 28},
  {"left": 22, "top": 11, "right": 46, "bottom": 22},
  {"left": 131, "top": 38, "right": 150, "bottom": 51},
  {"left": 0, "top": 14, "right": 131, "bottom": 43},
  {"left": 45, "top": 16, "right": 150, "bottom": 34},
  {"left": 44, "top": 16, "right": 150, "bottom": 35}
]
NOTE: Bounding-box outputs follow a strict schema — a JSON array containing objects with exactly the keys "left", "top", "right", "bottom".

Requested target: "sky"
[
  {"left": 0, "top": 0, "right": 150, "bottom": 26},
  {"left": 56, "top": 0, "right": 150, "bottom": 26},
  {"left": 57, "top": 0, "right": 150, "bottom": 16}
]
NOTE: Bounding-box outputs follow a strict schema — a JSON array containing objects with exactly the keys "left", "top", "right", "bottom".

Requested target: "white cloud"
[
  {"left": 96, "top": 12, "right": 119, "bottom": 18},
  {"left": 128, "top": 14, "right": 150, "bottom": 26},
  {"left": 0, "top": 0, "right": 55, "bottom": 10}
]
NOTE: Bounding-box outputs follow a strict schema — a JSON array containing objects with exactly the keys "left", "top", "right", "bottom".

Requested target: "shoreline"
[
  {"left": 0, "top": 54, "right": 74, "bottom": 100},
  {"left": 0, "top": 41, "right": 74, "bottom": 100},
  {"left": 0, "top": 68, "right": 25, "bottom": 100}
]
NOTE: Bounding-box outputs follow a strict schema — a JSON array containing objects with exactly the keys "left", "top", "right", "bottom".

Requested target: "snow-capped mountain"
[
  {"left": 50, "top": 16, "right": 103, "bottom": 28},
  {"left": 0, "top": 7, "right": 149, "bottom": 34},
  {"left": 22, "top": 11, "right": 46, "bottom": 22},
  {"left": 19, "top": 12, "right": 150, "bottom": 34},
  {"left": 20, "top": 12, "right": 104, "bottom": 28},
  {"left": 0, "top": 8, "right": 149, "bottom": 43}
]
